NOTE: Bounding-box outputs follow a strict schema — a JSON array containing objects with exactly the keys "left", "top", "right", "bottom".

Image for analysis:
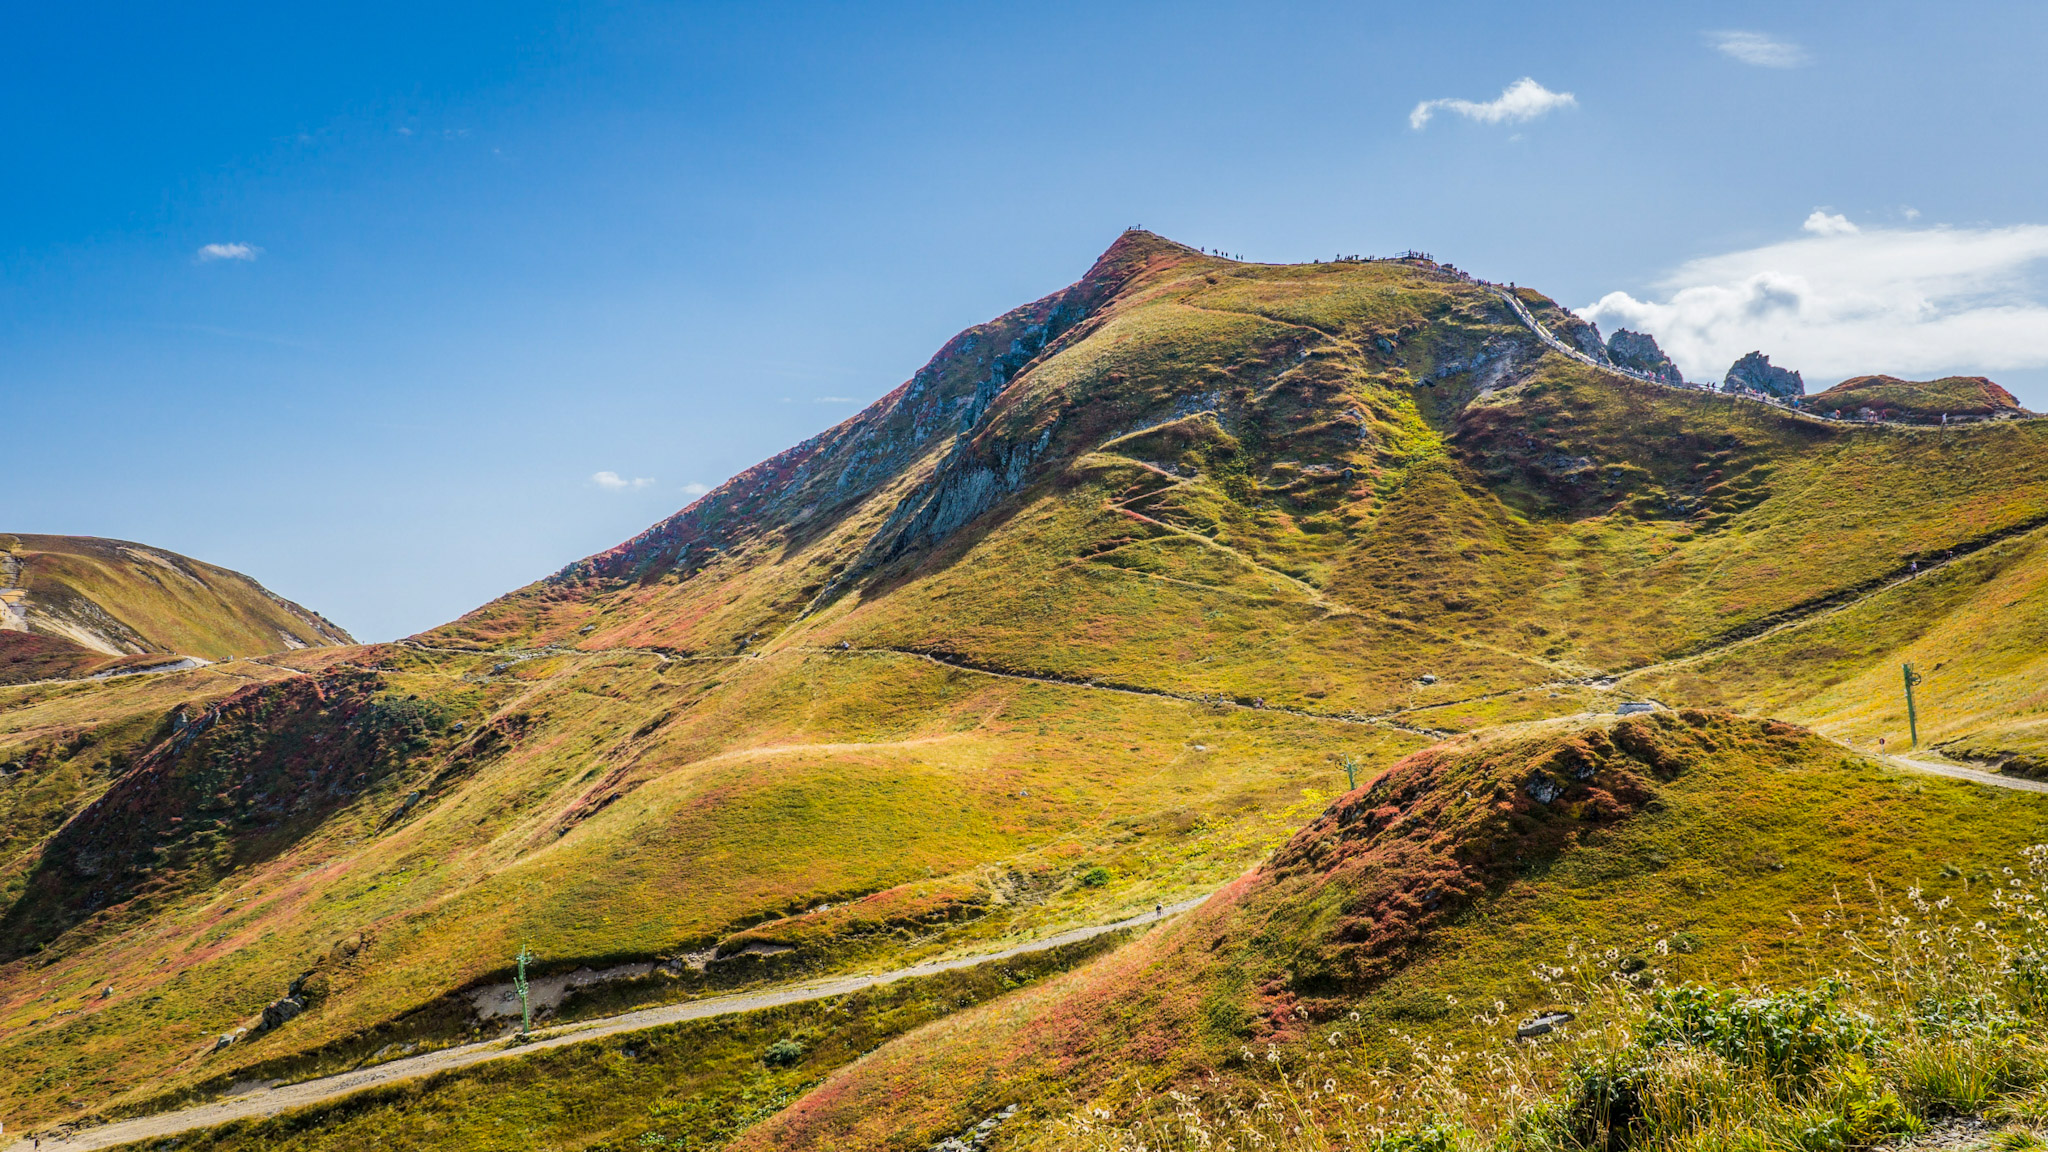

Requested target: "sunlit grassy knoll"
[
  {"left": 1629, "top": 524, "right": 2048, "bottom": 757},
  {"left": 1447, "top": 363, "right": 2048, "bottom": 671},
  {"left": 0, "top": 642, "right": 1420, "bottom": 1130},
  {"left": 736, "top": 712, "right": 2048, "bottom": 1151},
  {"left": 1804, "top": 373, "right": 2027, "bottom": 421}
]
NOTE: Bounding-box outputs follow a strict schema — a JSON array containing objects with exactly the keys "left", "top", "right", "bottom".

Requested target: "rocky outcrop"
[
  {"left": 542, "top": 230, "right": 1197, "bottom": 592},
  {"left": 1722, "top": 351, "right": 1803, "bottom": 398},
  {"left": 1606, "top": 329, "right": 1684, "bottom": 386},
  {"left": 1548, "top": 314, "right": 1609, "bottom": 363},
  {"left": 250, "top": 971, "right": 320, "bottom": 1035}
]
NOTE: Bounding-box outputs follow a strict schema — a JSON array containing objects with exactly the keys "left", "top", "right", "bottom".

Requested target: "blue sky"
[{"left": 7, "top": 1, "right": 2045, "bottom": 641}]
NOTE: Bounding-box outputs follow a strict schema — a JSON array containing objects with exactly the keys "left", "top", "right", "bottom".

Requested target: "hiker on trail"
[
  {"left": 1879, "top": 737, "right": 1887, "bottom": 753},
  {"left": 1155, "top": 903, "right": 1163, "bottom": 918}
]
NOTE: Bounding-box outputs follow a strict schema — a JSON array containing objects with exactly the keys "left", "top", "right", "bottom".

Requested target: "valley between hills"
[{"left": 5, "top": 231, "right": 2048, "bottom": 1152}]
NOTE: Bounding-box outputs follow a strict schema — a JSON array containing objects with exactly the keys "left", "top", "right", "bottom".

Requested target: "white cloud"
[
  {"left": 196, "top": 242, "right": 260, "bottom": 262},
  {"left": 1802, "top": 210, "right": 1858, "bottom": 236},
  {"left": 813, "top": 396, "right": 857, "bottom": 404},
  {"left": 592, "top": 471, "right": 655, "bottom": 490},
  {"left": 1709, "top": 31, "right": 1809, "bottom": 68},
  {"left": 680, "top": 482, "right": 709, "bottom": 496},
  {"left": 1579, "top": 215, "right": 2048, "bottom": 386},
  {"left": 1409, "top": 78, "right": 1576, "bottom": 131}
]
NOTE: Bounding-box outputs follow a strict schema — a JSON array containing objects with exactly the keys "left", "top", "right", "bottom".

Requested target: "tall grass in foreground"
[{"left": 1061, "top": 847, "right": 2048, "bottom": 1151}]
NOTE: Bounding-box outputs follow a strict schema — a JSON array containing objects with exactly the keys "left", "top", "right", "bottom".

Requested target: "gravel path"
[
  {"left": 1879, "top": 752, "right": 2048, "bottom": 794},
  {"left": 6, "top": 896, "right": 1209, "bottom": 1151}
]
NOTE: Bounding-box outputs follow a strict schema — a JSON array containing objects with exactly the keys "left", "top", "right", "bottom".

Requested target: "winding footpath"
[
  {"left": 1875, "top": 751, "right": 2048, "bottom": 795},
  {"left": 5, "top": 897, "right": 1206, "bottom": 1152}
]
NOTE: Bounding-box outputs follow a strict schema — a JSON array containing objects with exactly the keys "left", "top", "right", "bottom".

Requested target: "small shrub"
[
  {"left": 1640, "top": 980, "right": 1880, "bottom": 1079},
  {"left": 761, "top": 1038, "right": 805, "bottom": 1067},
  {"left": 1079, "top": 866, "right": 1112, "bottom": 888}
]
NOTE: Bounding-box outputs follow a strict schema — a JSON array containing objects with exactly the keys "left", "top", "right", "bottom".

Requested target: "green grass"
[
  {"left": 116, "top": 934, "right": 1123, "bottom": 1152},
  {"left": 736, "top": 713, "right": 2048, "bottom": 1151},
  {"left": 1061, "top": 849, "right": 2048, "bottom": 1151},
  {"left": 0, "top": 643, "right": 1417, "bottom": 1128},
  {"left": 1805, "top": 374, "right": 2024, "bottom": 421}
]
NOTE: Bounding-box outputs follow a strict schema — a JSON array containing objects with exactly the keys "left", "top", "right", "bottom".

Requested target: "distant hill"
[
  {"left": 0, "top": 533, "right": 351, "bottom": 683},
  {"left": 1804, "top": 374, "right": 2024, "bottom": 422}
]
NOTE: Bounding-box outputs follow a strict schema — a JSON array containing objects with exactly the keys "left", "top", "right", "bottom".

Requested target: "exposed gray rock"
[
  {"left": 928, "top": 1105, "right": 1019, "bottom": 1151},
  {"left": 1722, "top": 351, "right": 1803, "bottom": 398},
  {"left": 1517, "top": 1010, "right": 1575, "bottom": 1038},
  {"left": 256, "top": 995, "right": 305, "bottom": 1033},
  {"left": 1606, "top": 330, "right": 1684, "bottom": 385},
  {"left": 251, "top": 971, "right": 316, "bottom": 1034},
  {"left": 1555, "top": 315, "right": 1609, "bottom": 363}
]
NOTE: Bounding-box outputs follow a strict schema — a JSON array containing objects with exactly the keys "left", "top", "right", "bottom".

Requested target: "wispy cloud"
[
  {"left": 1579, "top": 214, "right": 2048, "bottom": 385},
  {"left": 813, "top": 396, "right": 857, "bottom": 404},
  {"left": 1410, "top": 78, "right": 1576, "bottom": 131},
  {"left": 196, "top": 242, "right": 261, "bottom": 262},
  {"left": 680, "top": 483, "right": 709, "bottom": 497},
  {"left": 1709, "top": 31, "right": 1809, "bottom": 68},
  {"left": 592, "top": 471, "right": 655, "bottom": 490}
]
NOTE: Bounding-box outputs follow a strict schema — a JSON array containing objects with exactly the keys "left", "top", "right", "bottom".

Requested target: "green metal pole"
[
  {"left": 1341, "top": 755, "right": 1358, "bottom": 790},
  {"left": 515, "top": 943, "right": 533, "bottom": 1039},
  {"left": 1902, "top": 663, "right": 1923, "bottom": 749}
]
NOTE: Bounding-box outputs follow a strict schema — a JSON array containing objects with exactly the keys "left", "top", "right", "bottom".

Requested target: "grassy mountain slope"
[
  {"left": 429, "top": 234, "right": 2048, "bottom": 722},
  {"left": 0, "top": 534, "right": 351, "bottom": 684},
  {"left": 2, "top": 233, "right": 2046, "bottom": 1143},
  {"left": 0, "top": 643, "right": 1411, "bottom": 1127},
  {"left": 1628, "top": 519, "right": 2048, "bottom": 767},
  {"left": 739, "top": 713, "right": 2048, "bottom": 1151},
  {"left": 1804, "top": 374, "right": 2026, "bottom": 421}
]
